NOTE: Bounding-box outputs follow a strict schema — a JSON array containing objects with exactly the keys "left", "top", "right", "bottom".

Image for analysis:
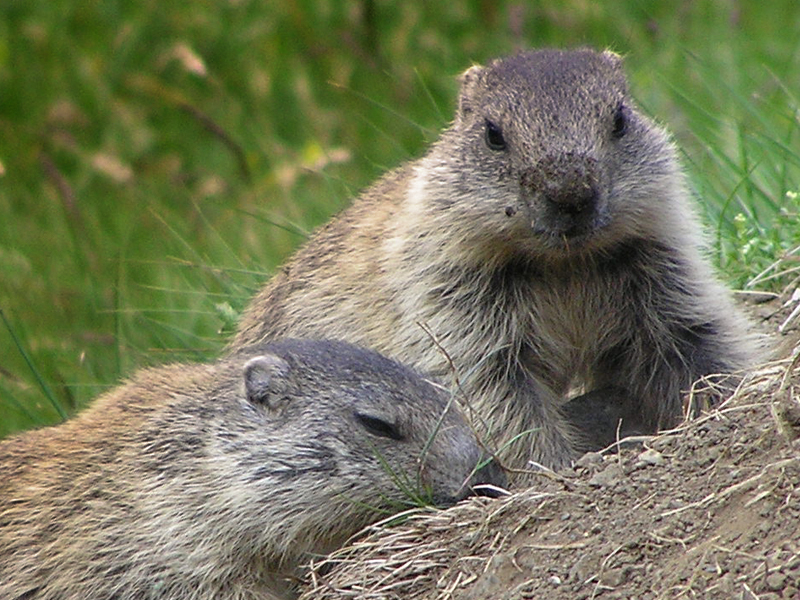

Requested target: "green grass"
[{"left": 1, "top": 0, "right": 799, "bottom": 437}]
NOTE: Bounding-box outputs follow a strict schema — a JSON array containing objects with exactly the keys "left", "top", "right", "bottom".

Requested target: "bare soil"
[{"left": 298, "top": 289, "right": 800, "bottom": 600}]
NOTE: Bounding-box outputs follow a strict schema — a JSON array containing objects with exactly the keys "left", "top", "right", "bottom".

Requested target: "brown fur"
[
  {"left": 0, "top": 339, "right": 504, "bottom": 600},
  {"left": 233, "top": 49, "right": 764, "bottom": 475}
]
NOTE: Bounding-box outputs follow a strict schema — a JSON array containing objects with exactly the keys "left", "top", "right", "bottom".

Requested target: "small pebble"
[
  {"left": 636, "top": 448, "right": 665, "bottom": 466},
  {"left": 766, "top": 571, "right": 787, "bottom": 591},
  {"left": 575, "top": 452, "right": 603, "bottom": 468},
  {"left": 588, "top": 463, "right": 623, "bottom": 487}
]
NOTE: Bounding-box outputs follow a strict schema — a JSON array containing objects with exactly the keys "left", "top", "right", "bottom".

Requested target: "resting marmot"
[{"left": 0, "top": 339, "right": 504, "bottom": 600}]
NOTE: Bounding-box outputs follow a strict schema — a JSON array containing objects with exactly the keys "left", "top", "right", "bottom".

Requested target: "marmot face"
[
  {"left": 239, "top": 339, "right": 503, "bottom": 510},
  {"left": 441, "top": 48, "right": 680, "bottom": 260}
]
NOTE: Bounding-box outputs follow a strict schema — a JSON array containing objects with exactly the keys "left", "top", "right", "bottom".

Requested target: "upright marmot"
[
  {"left": 0, "top": 339, "right": 504, "bottom": 600},
  {"left": 233, "top": 49, "right": 763, "bottom": 474}
]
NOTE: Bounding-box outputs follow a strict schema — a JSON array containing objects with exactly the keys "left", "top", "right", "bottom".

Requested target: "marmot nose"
[
  {"left": 466, "top": 456, "right": 507, "bottom": 499},
  {"left": 544, "top": 178, "right": 599, "bottom": 216},
  {"left": 522, "top": 153, "right": 601, "bottom": 234},
  {"left": 523, "top": 153, "right": 600, "bottom": 209}
]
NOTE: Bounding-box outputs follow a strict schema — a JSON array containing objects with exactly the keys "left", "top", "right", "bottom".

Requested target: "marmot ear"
[
  {"left": 456, "top": 64, "right": 485, "bottom": 122},
  {"left": 243, "top": 355, "right": 291, "bottom": 410}
]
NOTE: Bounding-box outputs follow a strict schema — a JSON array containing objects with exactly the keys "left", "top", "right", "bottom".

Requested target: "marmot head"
[
  {"left": 238, "top": 339, "right": 504, "bottom": 508},
  {"left": 219, "top": 339, "right": 505, "bottom": 560},
  {"left": 427, "top": 48, "right": 683, "bottom": 262}
]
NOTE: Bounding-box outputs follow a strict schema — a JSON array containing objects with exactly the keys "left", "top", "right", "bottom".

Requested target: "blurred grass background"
[{"left": 1, "top": 0, "right": 798, "bottom": 437}]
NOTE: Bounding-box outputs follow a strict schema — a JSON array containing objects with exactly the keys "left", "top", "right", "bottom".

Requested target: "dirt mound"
[{"left": 298, "top": 289, "right": 800, "bottom": 600}]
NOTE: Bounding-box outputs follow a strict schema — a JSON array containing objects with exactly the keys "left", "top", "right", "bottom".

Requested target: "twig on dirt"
[
  {"left": 779, "top": 347, "right": 800, "bottom": 393},
  {"left": 660, "top": 457, "right": 796, "bottom": 519},
  {"left": 522, "top": 541, "right": 590, "bottom": 551},
  {"left": 672, "top": 536, "right": 721, "bottom": 598},
  {"left": 629, "top": 491, "right": 659, "bottom": 512},
  {"left": 741, "top": 581, "right": 760, "bottom": 600},
  {"left": 601, "top": 434, "right": 657, "bottom": 454},
  {"left": 615, "top": 418, "right": 624, "bottom": 468},
  {"left": 586, "top": 543, "right": 625, "bottom": 599},
  {"left": 437, "top": 570, "right": 476, "bottom": 598},
  {"left": 649, "top": 530, "right": 691, "bottom": 550}
]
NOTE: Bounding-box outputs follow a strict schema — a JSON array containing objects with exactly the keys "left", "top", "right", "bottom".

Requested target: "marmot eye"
[
  {"left": 484, "top": 119, "right": 507, "bottom": 151},
  {"left": 355, "top": 412, "right": 404, "bottom": 441},
  {"left": 612, "top": 104, "right": 628, "bottom": 139}
]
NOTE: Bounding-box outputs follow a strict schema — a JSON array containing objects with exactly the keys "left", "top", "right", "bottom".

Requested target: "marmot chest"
[{"left": 523, "top": 269, "right": 630, "bottom": 392}]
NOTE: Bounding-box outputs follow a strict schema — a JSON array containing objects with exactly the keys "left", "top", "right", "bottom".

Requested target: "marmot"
[
  {"left": 0, "top": 339, "right": 504, "bottom": 600},
  {"left": 232, "top": 49, "right": 763, "bottom": 474}
]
